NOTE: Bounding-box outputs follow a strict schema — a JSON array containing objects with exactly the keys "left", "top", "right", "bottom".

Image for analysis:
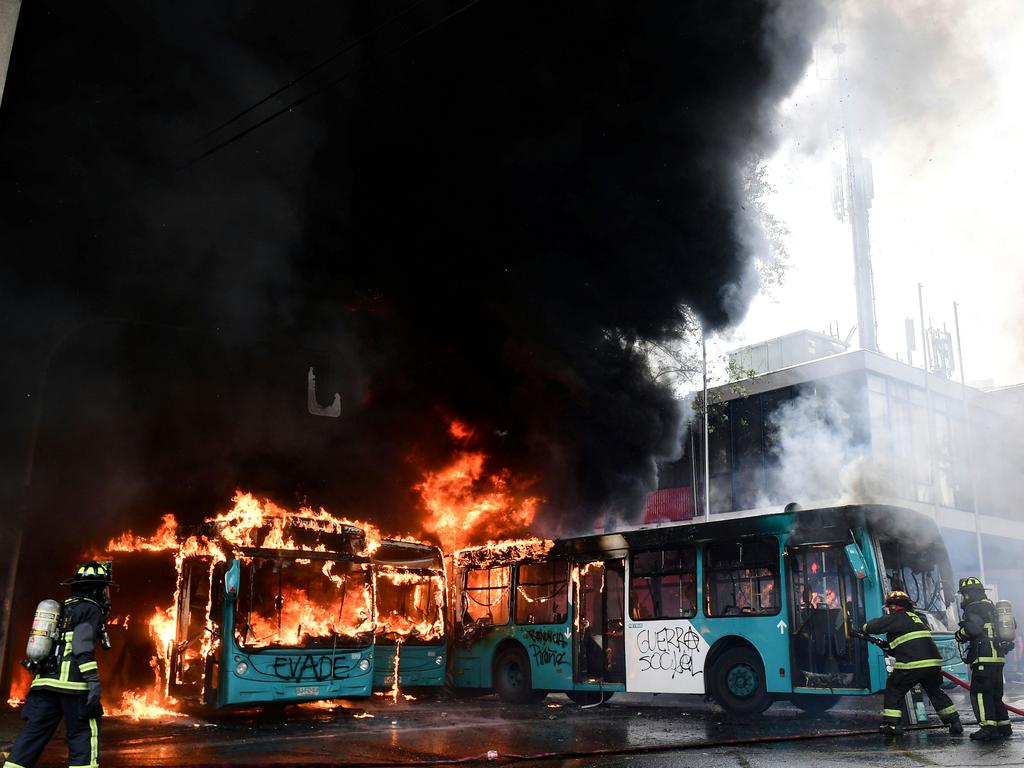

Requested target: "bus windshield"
[
  {"left": 879, "top": 539, "right": 957, "bottom": 632},
  {"left": 375, "top": 572, "right": 445, "bottom": 640},
  {"left": 236, "top": 556, "right": 373, "bottom": 648}
]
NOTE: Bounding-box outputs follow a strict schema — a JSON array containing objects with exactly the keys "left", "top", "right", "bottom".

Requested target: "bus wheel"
[
  {"left": 567, "top": 690, "right": 614, "bottom": 706},
  {"left": 494, "top": 647, "right": 545, "bottom": 704},
  {"left": 790, "top": 694, "right": 840, "bottom": 715},
  {"left": 711, "top": 647, "right": 772, "bottom": 715}
]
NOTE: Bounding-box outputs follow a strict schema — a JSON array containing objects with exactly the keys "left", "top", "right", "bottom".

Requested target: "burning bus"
[
  {"left": 448, "top": 504, "right": 966, "bottom": 713},
  {"left": 371, "top": 540, "right": 447, "bottom": 691},
  {"left": 88, "top": 492, "right": 448, "bottom": 712}
]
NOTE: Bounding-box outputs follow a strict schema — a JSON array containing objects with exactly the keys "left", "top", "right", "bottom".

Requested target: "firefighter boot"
[
  {"left": 880, "top": 724, "right": 903, "bottom": 737},
  {"left": 948, "top": 716, "right": 964, "bottom": 736},
  {"left": 970, "top": 726, "right": 1000, "bottom": 742},
  {"left": 997, "top": 724, "right": 1012, "bottom": 738}
]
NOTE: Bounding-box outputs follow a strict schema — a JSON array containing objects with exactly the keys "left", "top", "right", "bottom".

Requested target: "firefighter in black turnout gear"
[
  {"left": 4, "top": 562, "right": 114, "bottom": 768},
  {"left": 863, "top": 590, "right": 962, "bottom": 736},
  {"left": 955, "top": 577, "right": 1012, "bottom": 741}
]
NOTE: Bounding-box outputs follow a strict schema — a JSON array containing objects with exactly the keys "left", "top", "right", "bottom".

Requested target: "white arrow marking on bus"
[{"left": 777, "top": 619, "right": 788, "bottom": 635}]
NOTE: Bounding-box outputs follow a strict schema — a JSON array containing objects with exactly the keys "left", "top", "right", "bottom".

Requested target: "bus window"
[
  {"left": 705, "top": 537, "right": 780, "bottom": 617},
  {"left": 462, "top": 566, "right": 511, "bottom": 626},
  {"left": 376, "top": 573, "right": 443, "bottom": 638},
  {"left": 515, "top": 562, "right": 569, "bottom": 625},
  {"left": 630, "top": 547, "right": 697, "bottom": 620},
  {"left": 236, "top": 557, "right": 373, "bottom": 648}
]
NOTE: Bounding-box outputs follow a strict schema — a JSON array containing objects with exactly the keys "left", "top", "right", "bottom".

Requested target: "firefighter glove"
[{"left": 85, "top": 679, "right": 103, "bottom": 719}]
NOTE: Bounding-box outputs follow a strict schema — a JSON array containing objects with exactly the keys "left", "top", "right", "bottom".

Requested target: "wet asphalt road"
[{"left": 2, "top": 686, "right": 1023, "bottom": 767}]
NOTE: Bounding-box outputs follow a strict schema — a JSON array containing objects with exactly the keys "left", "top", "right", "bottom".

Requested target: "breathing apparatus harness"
[{"left": 21, "top": 563, "right": 114, "bottom": 675}]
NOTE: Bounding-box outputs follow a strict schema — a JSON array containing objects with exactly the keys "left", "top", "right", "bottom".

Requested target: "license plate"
[{"left": 295, "top": 686, "right": 320, "bottom": 697}]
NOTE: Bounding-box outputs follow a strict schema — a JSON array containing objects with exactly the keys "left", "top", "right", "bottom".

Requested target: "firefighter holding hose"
[
  {"left": 3, "top": 561, "right": 114, "bottom": 768},
  {"left": 863, "top": 590, "right": 963, "bottom": 736},
  {"left": 955, "top": 577, "right": 1012, "bottom": 741}
]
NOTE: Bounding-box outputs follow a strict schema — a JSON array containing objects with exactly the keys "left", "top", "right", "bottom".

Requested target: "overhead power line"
[
  {"left": 186, "top": 0, "right": 484, "bottom": 169},
  {"left": 197, "top": 0, "right": 432, "bottom": 143}
]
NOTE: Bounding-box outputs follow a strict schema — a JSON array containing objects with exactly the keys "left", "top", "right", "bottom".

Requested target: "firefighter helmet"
[
  {"left": 884, "top": 590, "right": 915, "bottom": 609},
  {"left": 62, "top": 560, "right": 117, "bottom": 587},
  {"left": 957, "top": 576, "right": 985, "bottom": 594}
]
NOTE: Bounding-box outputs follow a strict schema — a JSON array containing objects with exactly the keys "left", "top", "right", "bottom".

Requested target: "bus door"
[
  {"left": 169, "top": 556, "right": 220, "bottom": 704},
  {"left": 787, "top": 544, "right": 869, "bottom": 690},
  {"left": 575, "top": 560, "right": 625, "bottom": 683}
]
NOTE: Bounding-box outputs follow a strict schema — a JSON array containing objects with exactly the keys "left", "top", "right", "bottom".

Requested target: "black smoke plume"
[{"left": 0, "top": 1, "right": 824, "bottom": 558}]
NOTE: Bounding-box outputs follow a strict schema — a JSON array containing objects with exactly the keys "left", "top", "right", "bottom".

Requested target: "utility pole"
[
  {"left": 702, "top": 329, "right": 710, "bottom": 518},
  {"left": 953, "top": 301, "right": 986, "bottom": 584}
]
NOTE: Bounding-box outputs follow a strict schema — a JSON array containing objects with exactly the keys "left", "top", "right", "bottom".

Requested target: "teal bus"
[
  {"left": 449, "top": 504, "right": 966, "bottom": 713},
  {"left": 168, "top": 524, "right": 446, "bottom": 708},
  {"left": 371, "top": 540, "right": 447, "bottom": 691},
  {"left": 170, "top": 525, "right": 376, "bottom": 708}
]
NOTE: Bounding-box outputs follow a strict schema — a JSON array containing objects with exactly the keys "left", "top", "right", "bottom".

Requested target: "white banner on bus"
[{"left": 625, "top": 619, "right": 709, "bottom": 694}]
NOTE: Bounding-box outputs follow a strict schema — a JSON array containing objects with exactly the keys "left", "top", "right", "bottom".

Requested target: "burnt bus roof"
[
  {"left": 550, "top": 504, "right": 944, "bottom": 562},
  {"left": 372, "top": 539, "right": 444, "bottom": 570}
]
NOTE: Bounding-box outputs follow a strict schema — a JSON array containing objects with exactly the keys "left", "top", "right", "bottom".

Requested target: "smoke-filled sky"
[
  {"left": 0, "top": 0, "right": 827, "bottom": 551},
  {"left": 721, "top": 0, "right": 1024, "bottom": 387}
]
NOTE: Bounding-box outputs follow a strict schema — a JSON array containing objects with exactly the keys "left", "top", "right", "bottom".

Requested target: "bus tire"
[
  {"left": 567, "top": 690, "right": 614, "bottom": 706},
  {"left": 790, "top": 693, "right": 840, "bottom": 715},
  {"left": 493, "top": 647, "right": 545, "bottom": 704},
  {"left": 710, "top": 647, "right": 772, "bottom": 715}
]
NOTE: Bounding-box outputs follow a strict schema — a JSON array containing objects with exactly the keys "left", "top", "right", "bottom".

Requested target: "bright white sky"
[{"left": 716, "top": 1, "right": 1024, "bottom": 388}]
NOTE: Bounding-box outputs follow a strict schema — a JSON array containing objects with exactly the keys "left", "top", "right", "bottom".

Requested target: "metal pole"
[
  {"left": 702, "top": 329, "right": 710, "bottom": 518},
  {"left": 918, "top": 284, "right": 940, "bottom": 519},
  {"left": 953, "top": 302, "right": 986, "bottom": 584}
]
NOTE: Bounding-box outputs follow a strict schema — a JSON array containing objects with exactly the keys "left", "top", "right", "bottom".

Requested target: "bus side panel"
[
  {"left": 450, "top": 623, "right": 578, "bottom": 691},
  {"left": 623, "top": 535, "right": 792, "bottom": 694},
  {"left": 450, "top": 626, "right": 515, "bottom": 689},
  {"left": 515, "top": 624, "right": 574, "bottom": 690},
  {"left": 373, "top": 644, "right": 446, "bottom": 689},
  {"left": 625, "top": 619, "right": 710, "bottom": 693},
  {"left": 699, "top": 620, "right": 793, "bottom": 694}
]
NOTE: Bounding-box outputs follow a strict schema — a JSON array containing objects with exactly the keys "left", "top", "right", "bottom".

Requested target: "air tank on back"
[{"left": 25, "top": 599, "right": 61, "bottom": 662}]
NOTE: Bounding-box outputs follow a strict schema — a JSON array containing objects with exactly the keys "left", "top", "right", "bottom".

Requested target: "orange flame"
[
  {"left": 108, "top": 689, "right": 185, "bottom": 720},
  {"left": 416, "top": 423, "right": 542, "bottom": 551},
  {"left": 6, "top": 667, "right": 28, "bottom": 708}
]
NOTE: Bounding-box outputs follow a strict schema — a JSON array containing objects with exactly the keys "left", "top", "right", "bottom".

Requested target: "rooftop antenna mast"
[{"left": 825, "top": 12, "right": 879, "bottom": 352}]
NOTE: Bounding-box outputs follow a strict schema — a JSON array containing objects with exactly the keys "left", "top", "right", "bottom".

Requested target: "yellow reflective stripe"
[
  {"left": 90, "top": 716, "right": 98, "bottom": 765},
  {"left": 893, "top": 658, "right": 942, "bottom": 670},
  {"left": 4, "top": 761, "right": 29, "bottom": 768},
  {"left": 60, "top": 659, "right": 71, "bottom": 681},
  {"left": 883, "top": 708, "right": 902, "bottom": 718},
  {"left": 79, "top": 661, "right": 98, "bottom": 672},
  {"left": 888, "top": 630, "right": 931, "bottom": 649},
  {"left": 997, "top": 720, "right": 1011, "bottom": 726},
  {"left": 972, "top": 657, "right": 1004, "bottom": 665},
  {"left": 938, "top": 704, "right": 958, "bottom": 716},
  {"left": 30, "top": 678, "right": 87, "bottom": 691},
  {"left": 977, "top": 693, "right": 995, "bottom": 726}
]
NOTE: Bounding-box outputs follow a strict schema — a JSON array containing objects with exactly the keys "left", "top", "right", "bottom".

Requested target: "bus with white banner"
[{"left": 449, "top": 503, "right": 967, "bottom": 713}]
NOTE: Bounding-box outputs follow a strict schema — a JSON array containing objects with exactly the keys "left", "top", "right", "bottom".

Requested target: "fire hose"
[
  {"left": 941, "top": 670, "right": 1024, "bottom": 717},
  {"left": 852, "top": 629, "right": 1024, "bottom": 717}
]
